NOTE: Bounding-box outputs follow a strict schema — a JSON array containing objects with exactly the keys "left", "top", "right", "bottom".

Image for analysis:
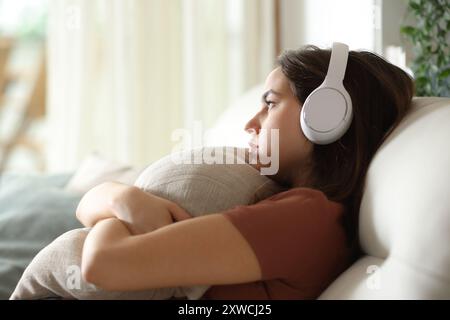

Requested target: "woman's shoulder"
[
  {"left": 263, "top": 186, "right": 344, "bottom": 212},
  {"left": 268, "top": 186, "right": 329, "bottom": 199},
  {"left": 226, "top": 186, "right": 346, "bottom": 232}
]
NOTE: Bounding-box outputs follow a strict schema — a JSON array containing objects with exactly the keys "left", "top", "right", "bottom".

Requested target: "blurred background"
[{"left": 0, "top": 0, "right": 448, "bottom": 174}]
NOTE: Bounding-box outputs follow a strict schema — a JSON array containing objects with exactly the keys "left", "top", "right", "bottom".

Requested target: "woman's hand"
[
  {"left": 76, "top": 181, "right": 192, "bottom": 235},
  {"left": 76, "top": 182, "right": 133, "bottom": 228},
  {"left": 111, "top": 189, "right": 192, "bottom": 235}
]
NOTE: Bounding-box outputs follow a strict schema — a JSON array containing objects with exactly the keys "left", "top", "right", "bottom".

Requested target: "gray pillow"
[
  {"left": 0, "top": 173, "right": 82, "bottom": 299},
  {"left": 11, "top": 147, "right": 285, "bottom": 300}
]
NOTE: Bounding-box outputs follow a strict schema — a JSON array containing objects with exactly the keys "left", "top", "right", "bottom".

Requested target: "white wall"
[
  {"left": 279, "top": 0, "right": 412, "bottom": 73},
  {"left": 280, "top": 0, "right": 381, "bottom": 52},
  {"left": 381, "top": 0, "right": 409, "bottom": 52},
  {"left": 381, "top": 0, "right": 412, "bottom": 70}
]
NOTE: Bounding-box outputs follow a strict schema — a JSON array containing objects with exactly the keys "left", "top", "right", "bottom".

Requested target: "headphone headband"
[{"left": 325, "top": 42, "right": 349, "bottom": 86}]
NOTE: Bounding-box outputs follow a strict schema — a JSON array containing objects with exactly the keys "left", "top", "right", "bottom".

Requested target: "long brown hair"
[{"left": 277, "top": 45, "right": 415, "bottom": 258}]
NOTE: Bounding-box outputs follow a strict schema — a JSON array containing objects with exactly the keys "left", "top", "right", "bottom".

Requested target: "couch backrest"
[{"left": 319, "top": 97, "right": 450, "bottom": 299}]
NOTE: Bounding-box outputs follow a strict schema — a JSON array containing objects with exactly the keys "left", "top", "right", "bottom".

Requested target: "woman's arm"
[
  {"left": 76, "top": 182, "right": 191, "bottom": 234},
  {"left": 81, "top": 213, "right": 262, "bottom": 291},
  {"left": 75, "top": 182, "right": 136, "bottom": 227}
]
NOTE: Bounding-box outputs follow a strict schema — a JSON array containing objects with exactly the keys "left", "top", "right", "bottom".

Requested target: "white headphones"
[{"left": 300, "top": 42, "right": 353, "bottom": 145}]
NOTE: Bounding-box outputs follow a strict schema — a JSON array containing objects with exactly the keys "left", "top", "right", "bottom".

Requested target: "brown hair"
[{"left": 277, "top": 45, "right": 415, "bottom": 258}]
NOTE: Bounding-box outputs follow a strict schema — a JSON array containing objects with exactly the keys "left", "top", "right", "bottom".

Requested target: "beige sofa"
[{"left": 319, "top": 97, "right": 450, "bottom": 299}]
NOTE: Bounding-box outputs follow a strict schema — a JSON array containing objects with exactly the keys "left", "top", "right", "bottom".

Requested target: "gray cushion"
[{"left": 0, "top": 173, "right": 82, "bottom": 299}]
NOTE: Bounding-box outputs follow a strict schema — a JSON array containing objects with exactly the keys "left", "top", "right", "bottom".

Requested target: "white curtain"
[
  {"left": 181, "top": 0, "right": 275, "bottom": 129},
  {"left": 46, "top": 0, "right": 275, "bottom": 172}
]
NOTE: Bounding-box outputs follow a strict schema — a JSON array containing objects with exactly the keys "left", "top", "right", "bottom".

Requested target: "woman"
[{"left": 76, "top": 45, "right": 414, "bottom": 299}]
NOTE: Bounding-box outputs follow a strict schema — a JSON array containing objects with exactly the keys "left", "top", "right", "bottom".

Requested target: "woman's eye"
[{"left": 265, "top": 100, "right": 276, "bottom": 110}]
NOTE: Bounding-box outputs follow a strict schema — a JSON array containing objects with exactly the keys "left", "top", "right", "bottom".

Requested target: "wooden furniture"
[
  {"left": 0, "top": 38, "right": 13, "bottom": 105},
  {"left": 0, "top": 39, "right": 46, "bottom": 172}
]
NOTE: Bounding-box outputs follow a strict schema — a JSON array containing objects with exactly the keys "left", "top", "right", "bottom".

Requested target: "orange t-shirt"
[{"left": 201, "top": 187, "right": 353, "bottom": 300}]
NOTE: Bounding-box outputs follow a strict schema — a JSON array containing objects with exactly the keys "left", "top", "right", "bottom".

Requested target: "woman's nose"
[{"left": 244, "top": 113, "right": 261, "bottom": 135}]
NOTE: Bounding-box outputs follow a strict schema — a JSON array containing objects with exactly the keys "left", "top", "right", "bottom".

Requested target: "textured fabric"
[
  {"left": 10, "top": 228, "right": 188, "bottom": 300},
  {"left": 202, "top": 187, "right": 352, "bottom": 300},
  {"left": 0, "top": 173, "right": 82, "bottom": 299},
  {"left": 319, "top": 97, "right": 450, "bottom": 299},
  {"left": 11, "top": 147, "right": 285, "bottom": 300},
  {"left": 65, "top": 152, "right": 145, "bottom": 193}
]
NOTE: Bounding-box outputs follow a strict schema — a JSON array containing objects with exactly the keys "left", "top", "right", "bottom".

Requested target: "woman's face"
[{"left": 245, "top": 67, "right": 313, "bottom": 186}]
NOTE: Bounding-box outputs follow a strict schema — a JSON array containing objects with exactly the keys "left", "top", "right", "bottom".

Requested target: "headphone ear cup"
[
  {"left": 300, "top": 87, "right": 351, "bottom": 145},
  {"left": 299, "top": 42, "right": 353, "bottom": 145}
]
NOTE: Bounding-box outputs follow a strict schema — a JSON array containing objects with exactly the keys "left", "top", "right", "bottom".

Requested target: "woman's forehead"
[{"left": 264, "top": 67, "right": 291, "bottom": 96}]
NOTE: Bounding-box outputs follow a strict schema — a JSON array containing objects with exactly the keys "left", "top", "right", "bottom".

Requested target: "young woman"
[{"left": 76, "top": 45, "right": 414, "bottom": 299}]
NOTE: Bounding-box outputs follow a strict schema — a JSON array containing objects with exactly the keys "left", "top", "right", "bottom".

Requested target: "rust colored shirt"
[{"left": 201, "top": 187, "right": 352, "bottom": 300}]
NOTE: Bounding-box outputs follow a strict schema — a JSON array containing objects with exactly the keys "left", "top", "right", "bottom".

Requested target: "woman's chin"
[{"left": 244, "top": 148, "right": 280, "bottom": 177}]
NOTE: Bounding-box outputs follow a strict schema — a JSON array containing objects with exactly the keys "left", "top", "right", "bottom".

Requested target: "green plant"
[
  {"left": 16, "top": 6, "right": 48, "bottom": 42},
  {"left": 400, "top": 0, "right": 450, "bottom": 97}
]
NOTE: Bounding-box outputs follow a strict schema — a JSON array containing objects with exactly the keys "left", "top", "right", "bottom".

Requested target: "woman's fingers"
[{"left": 169, "top": 203, "right": 192, "bottom": 222}]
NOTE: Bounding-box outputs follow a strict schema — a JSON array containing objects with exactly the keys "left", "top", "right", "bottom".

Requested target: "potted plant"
[{"left": 400, "top": 0, "right": 450, "bottom": 97}]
